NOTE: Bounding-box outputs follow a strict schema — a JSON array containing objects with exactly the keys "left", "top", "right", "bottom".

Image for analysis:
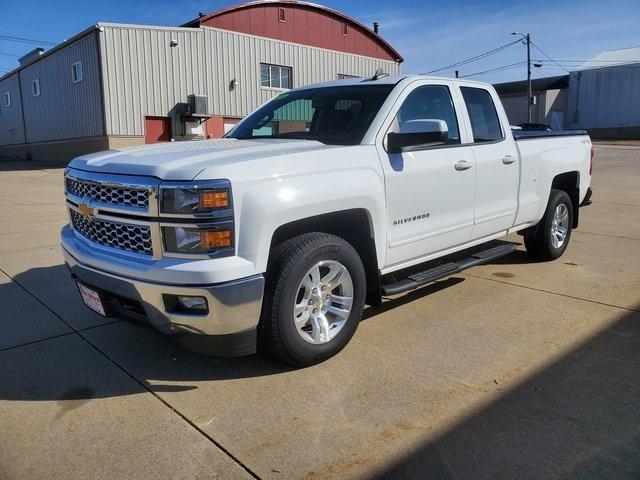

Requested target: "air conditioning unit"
[{"left": 187, "top": 94, "right": 207, "bottom": 116}]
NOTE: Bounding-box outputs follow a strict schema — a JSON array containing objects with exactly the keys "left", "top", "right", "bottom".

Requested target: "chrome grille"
[
  {"left": 66, "top": 177, "right": 150, "bottom": 209},
  {"left": 70, "top": 210, "right": 153, "bottom": 255}
]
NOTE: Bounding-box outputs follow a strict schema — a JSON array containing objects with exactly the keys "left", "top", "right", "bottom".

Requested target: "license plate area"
[{"left": 77, "top": 282, "right": 107, "bottom": 316}]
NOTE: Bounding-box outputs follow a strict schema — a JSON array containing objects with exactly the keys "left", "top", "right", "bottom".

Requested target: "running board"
[{"left": 381, "top": 244, "right": 517, "bottom": 296}]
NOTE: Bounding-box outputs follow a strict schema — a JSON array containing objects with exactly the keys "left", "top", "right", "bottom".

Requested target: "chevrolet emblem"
[{"left": 79, "top": 202, "right": 96, "bottom": 218}]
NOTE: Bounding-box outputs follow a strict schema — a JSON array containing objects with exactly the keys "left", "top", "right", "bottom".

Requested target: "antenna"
[{"left": 371, "top": 67, "right": 389, "bottom": 81}]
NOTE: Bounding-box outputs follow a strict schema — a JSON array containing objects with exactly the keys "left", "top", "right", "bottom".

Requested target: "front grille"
[
  {"left": 70, "top": 210, "right": 153, "bottom": 255},
  {"left": 66, "top": 177, "right": 150, "bottom": 209}
]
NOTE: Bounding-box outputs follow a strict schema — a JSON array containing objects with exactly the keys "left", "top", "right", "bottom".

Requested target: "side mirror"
[{"left": 387, "top": 119, "right": 449, "bottom": 154}]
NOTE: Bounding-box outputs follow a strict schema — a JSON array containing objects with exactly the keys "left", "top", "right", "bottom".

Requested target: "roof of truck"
[{"left": 300, "top": 74, "right": 491, "bottom": 90}]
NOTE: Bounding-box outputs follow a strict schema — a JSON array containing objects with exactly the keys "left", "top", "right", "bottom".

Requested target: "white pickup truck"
[{"left": 62, "top": 74, "right": 593, "bottom": 366}]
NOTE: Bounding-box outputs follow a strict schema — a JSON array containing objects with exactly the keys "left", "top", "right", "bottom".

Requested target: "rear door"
[
  {"left": 377, "top": 81, "right": 476, "bottom": 267},
  {"left": 459, "top": 86, "right": 519, "bottom": 239}
]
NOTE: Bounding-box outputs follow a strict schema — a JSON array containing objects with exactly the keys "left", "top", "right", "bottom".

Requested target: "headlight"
[
  {"left": 163, "top": 226, "right": 232, "bottom": 253},
  {"left": 161, "top": 187, "right": 230, "bottom": 214}
]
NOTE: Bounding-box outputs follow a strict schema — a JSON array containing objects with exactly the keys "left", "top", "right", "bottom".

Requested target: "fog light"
[
  {"left": 164, "top": 294, "right": 209, "bottom": 314},
  {"left": 177, "top": 296, "right": 208, "bottom": 313}
]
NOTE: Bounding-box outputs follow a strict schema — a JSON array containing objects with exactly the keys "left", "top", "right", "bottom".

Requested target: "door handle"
[
  {"left": 454, "top": 160, "right": 473, "bottom": 171},
  {"left": 502, "top": 154, "right": 516, "bottom": 164}
]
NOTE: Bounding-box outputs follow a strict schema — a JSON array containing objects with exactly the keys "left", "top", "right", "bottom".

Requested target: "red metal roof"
[{"left": 182, "top": 1, "right": 403, "bottom": 63}]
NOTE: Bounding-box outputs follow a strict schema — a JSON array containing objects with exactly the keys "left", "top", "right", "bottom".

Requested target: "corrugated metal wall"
[
  {"left": 202, "top": 27, "right": 399, "bottom": 118},
  {"left": 0, "top": 74, "right": 26, "bottom": 146},
  {"left": 567, "top": 65, "right": 640, "bottom": 129},
  {"left": 499, "top": 89, "right": 567, "bottom": 128},
  {"left": 499, "top": 93, "right": 541, "bottom": 125},
  {"left": 100, "top": 25, "right": 206, "bottom": 137},
  {"left": 100, "top": 24, "right": 400, "bottom": 136},
  {"left": 19, "top": 33, "right": 104, "bottom": 143}
]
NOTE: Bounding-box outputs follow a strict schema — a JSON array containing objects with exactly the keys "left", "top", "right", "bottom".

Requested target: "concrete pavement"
[{"left": 0, "top": 146, "right": 638, "bottom": 479}]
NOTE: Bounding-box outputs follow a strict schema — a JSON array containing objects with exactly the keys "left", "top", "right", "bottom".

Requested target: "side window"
[
  {"left": 460, "top": 87, "right": 504, "bottom": 143},
  {"left": 71, "top": 61, "right": 83, "bottom": 83},
  {"left": 393, "top": 85, "right": 460, "bottom": 144}
]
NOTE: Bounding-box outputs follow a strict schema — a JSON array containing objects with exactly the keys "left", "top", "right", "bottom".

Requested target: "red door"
[{"left": 145, "top": 116, "right": 171, "bottom": 143}]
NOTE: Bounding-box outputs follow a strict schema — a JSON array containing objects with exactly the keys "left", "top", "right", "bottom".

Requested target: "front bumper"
[{"left": 63, "top": 248, "right": 265, "bottom": 357}]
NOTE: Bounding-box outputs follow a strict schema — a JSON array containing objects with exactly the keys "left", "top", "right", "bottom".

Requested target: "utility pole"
[
  {"left": 512, "top": 32, "right": 533, "bottom": 123},
  {"left": 526, "top": 33, "right": 532, "bottom": 123}
]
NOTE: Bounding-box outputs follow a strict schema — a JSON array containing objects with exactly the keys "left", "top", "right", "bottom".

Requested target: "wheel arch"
[{"left": 268, "top": 209, "right": 382, "bottom": 306}]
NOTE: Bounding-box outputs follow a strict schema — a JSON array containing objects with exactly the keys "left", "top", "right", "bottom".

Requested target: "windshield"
[{"left": 227, "top": 84, "right": 395, "bottom": 146}]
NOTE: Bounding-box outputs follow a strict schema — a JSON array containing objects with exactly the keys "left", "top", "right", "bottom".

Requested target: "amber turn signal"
[
  {"left": 200, "top": 190, "right": 229, "bottom": 209},
  {"left": 202, "top": 229, "right": 232, "bottom": 249}
]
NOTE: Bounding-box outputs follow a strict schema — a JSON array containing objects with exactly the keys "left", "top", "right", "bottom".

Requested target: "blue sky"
[{"left": 1, "top": 0, "right": 639, "bottom": 83}]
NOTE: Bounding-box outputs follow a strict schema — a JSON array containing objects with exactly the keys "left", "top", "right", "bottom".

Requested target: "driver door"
[{"left": 377, "top": 82, "right": 476, "bottom": 268}]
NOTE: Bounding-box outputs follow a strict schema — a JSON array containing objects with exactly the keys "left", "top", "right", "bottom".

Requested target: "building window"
[
  {"left": 260, "top": 63, "right": 292, "bottom": 89},
  {"left": 3, "top": 92, "right": 9, "bottom": 107},
  {"left": 342, "top": 23, "right": 348, "bottom": 35},
  {"left": 278, "top": 7, "right": 286, "bottom": 22},
  {"left": 71, "top": 61, "right": 83, "bottom": 83},
  {"left": 32, "top": 79, "right": 41, "bottom": 97},
  {"left": 337, "top": 73, "right": 358, "bottom": 79}
]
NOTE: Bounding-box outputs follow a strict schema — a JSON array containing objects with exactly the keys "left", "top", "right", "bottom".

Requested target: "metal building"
[
  {"left": 565, "top": 46, "right": 640, "bottom": 139},
  {"left": 494, "top": 75, "right": 569, "bottom": 129},
  {"left": 0, "top": 1, "right": 403, "bottom": 162},
  {"left": 495, "top": 46, "right": 640, "bottom": 139}
]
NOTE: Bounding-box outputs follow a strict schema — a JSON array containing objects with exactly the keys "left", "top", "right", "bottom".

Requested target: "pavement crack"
[
  {"left": 0, "top": 266, "right": 262, "bottom": 480},
  {"left": 597, "top": 201, "right": 640, "bottom": 208},
  {"left": 462, "top": 271, "right": 638, "bottom": 313},
  {"left": 0, "top": 331, "right": 75, "bottom": 352},
  {"left": 577, "top": 230, "right": 640, "bottom": 241}
]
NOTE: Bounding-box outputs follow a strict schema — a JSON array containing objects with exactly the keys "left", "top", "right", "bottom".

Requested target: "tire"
[
  {"left": 524, "top": 189, "right": 574, "bottom": 261},
  {"left": 261, "top": 232, "right": 366, "bottom": 367}
]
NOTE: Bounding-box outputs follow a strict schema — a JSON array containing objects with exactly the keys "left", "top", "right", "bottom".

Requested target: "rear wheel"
[
  {"left": 261, "top": 232, "right": 366, "bottom": 367},
  {"left": 524, "top": 189, "right": 573, "bottom": 260}
]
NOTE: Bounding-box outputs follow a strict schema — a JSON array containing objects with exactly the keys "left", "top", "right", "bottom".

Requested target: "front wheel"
[
  {"left": 261, "top": 232, "right": 366, "bottom": 367},
  {"left": 524, "top": 189, "right": 574, "bottom": 260}
]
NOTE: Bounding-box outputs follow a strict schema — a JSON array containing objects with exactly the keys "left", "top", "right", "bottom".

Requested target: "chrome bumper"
[{"left": 63, "top": 248, "right": 264, "bottom": 355}]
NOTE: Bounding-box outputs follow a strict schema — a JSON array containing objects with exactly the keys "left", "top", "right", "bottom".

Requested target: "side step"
[{"left": 381, "top": 244, "right": 517, "bottom": 296}]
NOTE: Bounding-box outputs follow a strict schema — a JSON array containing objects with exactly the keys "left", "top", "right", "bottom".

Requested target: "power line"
[
  {"left": 0, "top": 51, "right": 20, "bottom": 57},
  {"left": 536, "top": 58, "right": 640, "bottom": 63},
  {"left": 0, "top": 34, "right": 57, "bottom": 46},
  {"left": 530, "top": 40, "right": 570, "bottom": 73},
  {"left": 458, "top": 61, "right": 527, "bottom": 78},
  {"left": 424, "top": 39, "right": 521, "bottom": 74}
]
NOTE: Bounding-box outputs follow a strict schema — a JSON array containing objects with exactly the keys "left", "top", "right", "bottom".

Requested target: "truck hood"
[{"left": 69, "top": 138, "right": 334, "bottom": 180}]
